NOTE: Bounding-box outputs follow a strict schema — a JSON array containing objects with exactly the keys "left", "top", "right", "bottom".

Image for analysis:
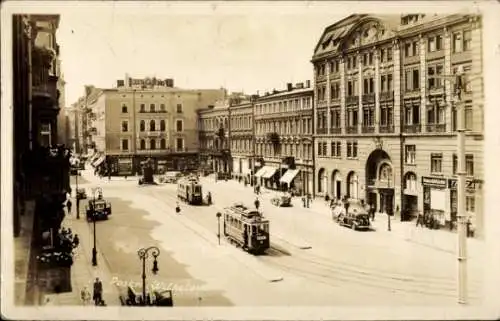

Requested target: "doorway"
[{"left": 379, "top": 190, "right": 394, "bottom": 215}]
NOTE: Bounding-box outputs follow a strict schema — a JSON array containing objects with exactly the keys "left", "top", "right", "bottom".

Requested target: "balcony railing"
[
  {"left": 330, "top": 127, "right": 341, "bottom": 134},
  {"left": 367, "top": 178, "right": 394, "bottom": 189},
  {"left": 379, "top": 125, "right": 395, "bottom": 133},
  {"left": 379, "top": 91, "right": 394, "bottom": 101},
  {"left": 316, "top": 128, "right": 327, "bottom": 134},
  {"left": 317, "top": 100, "right": 327, "bottom": 108},
  {"left": 404, "top": 124, "right": 421, "bottom": 133},
  {"left": 426, "top": 124, "right": 446, "bottom": 133},
  {"left": 362, "top": 126, "right": 375, "bottom": 133},
  {"left": 32, "top": 71, "right": 58, "bottom": 101},
  {"left": 362, "top": 93, "right": 375, "bottom": 104},
  {"left": 346, "top": 96, "right": 359, "bottom": 105},
  {"left": 138, "top": 110, "right": 168, "bottom": 113},
  {"left": 346, "top": 126, "right": 358, "bottom": 134}
]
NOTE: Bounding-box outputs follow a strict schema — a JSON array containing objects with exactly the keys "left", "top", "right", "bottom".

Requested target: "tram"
[
  {"left": 223, "top": 203, "right": 270, "bottom": 255},
  {"left": 177, "top": 177, "right": 203, "bottom": 205}
]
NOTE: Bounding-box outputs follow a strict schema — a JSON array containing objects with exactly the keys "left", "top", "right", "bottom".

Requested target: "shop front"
[
  {"left": 448, "top": 178, "right": 483, "bottom": 234},
  {"left": 117, "top": 156, "right": 134, "bottom": 176},
  {"left": 422, "top": 176, "right": 447, "bottom": 228}
]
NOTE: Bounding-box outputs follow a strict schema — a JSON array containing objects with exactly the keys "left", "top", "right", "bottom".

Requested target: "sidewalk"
[
  {"left": 42, "top": 199, "right": 121, "bottom": 306},
  {"left": 199, "top": 177, "right": 484, "bottom": 257}
]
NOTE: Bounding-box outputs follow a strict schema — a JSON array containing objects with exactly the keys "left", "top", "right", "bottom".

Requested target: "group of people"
[
  {"left": 57, "top": 227, "right": 80, "bottom": 253},
  {"left": 80, "top": 277, "right": 105, "bottom": 306}
]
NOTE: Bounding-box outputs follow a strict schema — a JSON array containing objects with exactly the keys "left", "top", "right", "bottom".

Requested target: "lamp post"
[
  {"left": 90, "top": 187, "right": 102, "bottom": 266},
  {"left": 137, "top": 246, "right": 160, "bottom": 305},
  {"left": 75, "top": 165, "right": 80, "bottom": 219},
  {"left": 216, "top": 212, "right": 222, "bottom": 245}
]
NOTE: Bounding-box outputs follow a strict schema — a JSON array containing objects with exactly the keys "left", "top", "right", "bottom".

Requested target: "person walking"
[
  {"left": 254, "top": 197, "right": 260, "bottom": 210},
  {"left": 66, "top": 199, "right": 72, "bottom": 215},
  {"left": 81, "top": 286, "right": 91, "bottom": 305},
  {"left": 93, "top": 277, "right": 103, "bottom": 306},
  {"left": 416, "top": 211, "right": 423, "bottom": 227},
  {"left": 175, "top": 202, "right": 181, "bottom": 214},
  {"left": 72, "top": 234, "right": 80, "bottom": 248}
]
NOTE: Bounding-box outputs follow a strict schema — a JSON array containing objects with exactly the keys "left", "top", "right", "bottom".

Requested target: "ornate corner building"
[
  {"left": 312, "top": 14, "right": 483, "bottom": 234},
  {"left": 13, "top": 14, "right": 71, "bottom": 304}
]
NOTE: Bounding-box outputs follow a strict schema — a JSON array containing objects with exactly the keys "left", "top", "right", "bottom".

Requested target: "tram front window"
[
  {"left": 194, "top": 186, "right": 201, "bottom": 195},
  {"left": 258, "top": 224, "right": 268, "bottom": 234}
]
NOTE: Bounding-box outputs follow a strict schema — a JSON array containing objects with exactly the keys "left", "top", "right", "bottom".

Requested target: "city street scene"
[{"left": 4, "top": 3, "right": 499, "bottom": 319}]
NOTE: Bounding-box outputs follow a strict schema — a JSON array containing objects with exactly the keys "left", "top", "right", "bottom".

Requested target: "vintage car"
[
  {"left": 76, "top": 188, "right": 87, "bottom": 200},
  {"left": 161, "top": 171, "right": 183, "bottom": 184},
  {"left": 271, "top": 194, "right": 292, "bottom": 207},
  {"left": 335, "top": 199, "right": 371, "bottom": 231},
  {"left": 119, "top": 285, "right": 173, "bottom": 307},
  {"left": 85, "top": 198, "right": 112, "bottom": 221}
]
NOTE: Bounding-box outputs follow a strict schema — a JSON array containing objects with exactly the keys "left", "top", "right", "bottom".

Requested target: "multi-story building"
[
  {"left": 229, "top": 94, "right": 256, "bottom": 182},
  {"left": 13, "top": 14, "right": 70, "bottom": 304},
  {"left": 78, "top": 75, "right": 226, "bottom": 175},
  {"left": 312, "top": 14, "right": 483, "bottom": 234},
  {"left": 198, "top": 99, "right": 231, "bottom": 174},
  {"left": 254, "top": 82, "right": 314, "bottom": 195}
]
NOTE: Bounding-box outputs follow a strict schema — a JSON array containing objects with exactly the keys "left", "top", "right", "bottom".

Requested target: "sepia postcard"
[{"left": 1, "top": 1, "right": 500, "bottom": 320}]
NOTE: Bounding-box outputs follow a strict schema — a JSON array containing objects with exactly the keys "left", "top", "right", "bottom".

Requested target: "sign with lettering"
[
  {"left": 126, "top": 78, "right": 174, "bottom": 88},
  {"left": 421, "top": 176, "right": 447, "bottom": 188},
  {"left": 448, "top": 178, "right": 482, "bottom": 191}
]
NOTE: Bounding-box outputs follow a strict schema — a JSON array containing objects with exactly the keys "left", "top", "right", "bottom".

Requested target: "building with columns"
[
  {"left": 254, "top": 82, "right": 314, "bottom": 195},
  {"left": 312, "top": 14, "right": 484, "bottom": 235}
]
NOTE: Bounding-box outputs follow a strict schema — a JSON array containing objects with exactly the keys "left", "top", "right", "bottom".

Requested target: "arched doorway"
[
  {"left": 331, "top": 170, "right": 342, "bottom": 200},
  {"left": 402, "top": 172, "right": 418, "bottom": 221},
  {"left": 365, "top": 149, "right": 394, "bottom": 215},
  {"left": 347, "top": 171, "right": 358, "bottom": 199},
  {"left": 317, "top": 168, "right": 326, "bottom": 194}
]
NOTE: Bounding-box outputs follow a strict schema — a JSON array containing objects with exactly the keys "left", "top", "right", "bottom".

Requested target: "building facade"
[
  {"left": 198, "top": 101, "right": 230, "bottom": 174},
  {"left": 312, "top": 14, "right": 484, "bottom": 234},
  {"left": 13, "top": 14, "right": 70, "bottom": 304},
  {"left": 254, "top": 82, "right": 314, "bottom": 195},
  {"left": 79, "top": 76, "right": 226, "bottom": 175},
  {"left": 229, "top": 95, "right": 255, "bottom": 182}
]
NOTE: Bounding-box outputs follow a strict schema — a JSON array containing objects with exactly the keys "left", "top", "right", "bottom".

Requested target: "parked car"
[
  {"left": 119, "top": 285, "right": 173, "bottom": 307},
  {"left": 336, "top": 199, "right": 371, "bottom": 231},
  {"left": 76, "top": 188, "right": 87, "bottom": 200},
  {"left": 85, "top": 198, "right": 112, "bottom": 221},
  {"left": 271, "top": 194, "right": 292, "bottom": 207}
]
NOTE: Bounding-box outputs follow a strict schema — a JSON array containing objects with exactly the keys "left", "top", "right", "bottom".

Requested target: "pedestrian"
[
  {"left": 306, "top": 193, "right": 311, "bottom": 208},
  {"left": 254, "top": 197, "right": 260, "bottom": 210},
  {"left": 302, "top": 195, "right": 306, "bottom": 208},
  {"left": 72, "top": 234, "right": 80, "bottom": 248},
  {"left": 207, "top": 191, "right": 212, "bottom": 205},
  {"left": 93, "top": 277, "right": 103, "bottom": 306},
  {"left": 416, "top": 211, "right": 423, "bottom": 227},
  {"left": 370, "top": 204, "right": 375, "bottom": 221},
  {"left": 125, "top": 175, "right": 128, "bottom": 180},
  {"left": 66, "top": 199, "right": 72, "bottom": 215},
  {"left": 81, "top": 286, "right": 91, "bottom": 305},
  {"left": 176, "top": 202, "right": 181, "bottom": 214}
]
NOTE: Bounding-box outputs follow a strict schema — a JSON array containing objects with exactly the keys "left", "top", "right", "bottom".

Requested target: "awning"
[
  {"left": 279, "top": 169, "right": 300, "bottom": 184},
  {"left": 254, "top": 167, "right": 268, "bottom": 178},
  {"left": 92, "top": 155, "right": 106, "bottom": 168},
  {"left": 262, "top": 167, "right": 278, "bottom": 179}
]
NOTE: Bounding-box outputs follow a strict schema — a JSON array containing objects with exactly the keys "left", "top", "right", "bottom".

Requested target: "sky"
[{"left": 56, "top": 7, "right": 343, "bottom": 106}]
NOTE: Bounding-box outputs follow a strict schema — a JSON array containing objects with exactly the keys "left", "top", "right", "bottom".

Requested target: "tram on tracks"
[
  {"left": 223, "top": 203, "right": 270, "bottom": 255},
  {"left": 177, "top": 177, "right": 203, "bottom": 205}
]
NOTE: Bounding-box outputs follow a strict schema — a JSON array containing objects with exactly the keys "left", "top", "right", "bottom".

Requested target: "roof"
[{"left": 256, "top": 87, "right": 313, "bottom": 101}]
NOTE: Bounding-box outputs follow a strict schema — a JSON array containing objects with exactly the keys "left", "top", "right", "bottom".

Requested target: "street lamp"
[
  {"left": 90, "top": 187, "right": 102, "bottom": 266},
  {"left": 216, "top": 212, "right": 222, "bottom": 245},
  {"left": 137, "top": 246, "right": 160, "bottom": 305},
  {"left": 75, "top": 165, "right": 80, "bottom": 220}
]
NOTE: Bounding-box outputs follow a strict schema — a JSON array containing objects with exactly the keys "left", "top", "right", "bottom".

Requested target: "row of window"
[
  {"left": 231, "top": 116, "right": 252, "bottom": 130},
  {"left": 256, "top": 118, "right": 313, "bottom": 135},
  {"left": 317, "top": 105, "right": 394, "bottom": 129},
  {"left": 231, "top": 139, "right": 252, "bottom": 152},
  {"left": 317, "top": 141, "right": 358, "bottom": 158},
  {"left": 255, "top": 143, "right": 312, "bottom": 160},
  {"left": 121, "top": 103, "right": 183, "bottom": 114},
  {"left": 199, "top": 118, "right": 229, "bottom": 131},
  {"left": 404, "top": 145, "right": 475, "bottom": 176},
  {"left": 255, "top": 97, "right": 312, "bottom": 115},
  {"left": 121, "top": 137, "right": 185, "bottom": 151},
  {"left": 121, "top": 119, "right": 184, "bottom": 132}
]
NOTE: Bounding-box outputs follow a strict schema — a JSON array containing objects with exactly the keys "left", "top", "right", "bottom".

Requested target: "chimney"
[
  {"left": 296, "top": 83, "right": 304, "bottom": 89},
  {"left": 306, "top": 80, "right": 311, "bottom": 88},
  {"left": 287, "top": 83, "right": 293, "bottom": 91},
  {"left": 272, "top": 89, "right": 278, "bottom": 94},
  {"left": 166, "top": 79, "right": 174, "bottom": 87}
]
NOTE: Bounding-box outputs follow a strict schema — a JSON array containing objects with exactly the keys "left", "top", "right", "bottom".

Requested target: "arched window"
[
  {"left": 140, "top": 139, "right": 146, "bottom": 150},
  {"left": 160, "top": 120, "right": 166, "bottom": 131},
  {"left": 318, "top": 168, "right": 326, "bottom": 193},
  {"left": 150, "top": 139, "right": 156, "bottom": 150},
  {"left": 160, "top": 138, "right": 166, "bottom": 149},
  {"left": 347, "top": 172, "right": 358, "bottom": 199},
  {"left": 150, "top": 103, "right": 156, "bottom": 112},
  {"left": 150, "top": 120, "right": 156, "bottom": 131},
  {"left": 140, "top": 120, "right": 145, "bottom": 132}
]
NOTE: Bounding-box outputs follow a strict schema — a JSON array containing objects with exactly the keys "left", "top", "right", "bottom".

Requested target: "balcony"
[
  {"left": 362, "top": 126, "right": 375, "bottom": 133},
  {"left": 32, "top": 71, "right": 58, "bottom": 101},
  {"left": 346, "top": 126, "right": 358, "bottom": 134},
  {"left": 379, "top": 125, "right": 395, "bottom": 133},
  {"left": 346, "top": 96, "right": 359, "bottom": 105},
  {"left": 330, "top": 127, "right": 341, "bottom": 134},
  {"left": 367, "top": 178, "right": 395, "bottom": 189},
  {"left": 330, "top": 98, "right": 341, "bottom": 105},
  {"left": 317, "top": 100, "right": 327, "bottom": 108},
  {"left": 138, "top": 110, "right": 168, "bottom": 114},
  {"left": 404, "top": 124, "right": 421, "bottom": 133},
  {"left": 362, "top": 93, "right": 375, "bottom": 104},
  {"left": 379, "top": 91, "right": 394, "bottom": 101},
  {"left": 139, "top": 131, "right": 167, "bottom": 137},
  {"left": 426, "top": 124, "right": 446, "bottom": 133},
  {"left": 316, "top": 128, "right": 327, "bottom": 134}
]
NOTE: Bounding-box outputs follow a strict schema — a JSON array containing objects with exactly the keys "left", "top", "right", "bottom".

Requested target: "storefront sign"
[
  {"left": 421, "top": 176, "right": 447, "bottom": 188},
  {"left": 448, "top": 178, "right": 482, "bottom": 191}
]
